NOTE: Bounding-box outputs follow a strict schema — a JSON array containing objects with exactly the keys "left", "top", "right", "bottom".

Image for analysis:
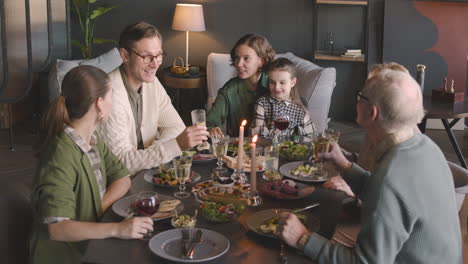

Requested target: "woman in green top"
[
  {"left": 30, "top": 66, "right": 154, "bottom": 264},
  {"left": 207, "top": 33, "right": 275, "bottom": 137}
]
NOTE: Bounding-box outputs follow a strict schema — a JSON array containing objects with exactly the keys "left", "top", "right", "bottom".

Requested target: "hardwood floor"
[{"left": 0, "top": 120, "right": 467, "bottom": 261}]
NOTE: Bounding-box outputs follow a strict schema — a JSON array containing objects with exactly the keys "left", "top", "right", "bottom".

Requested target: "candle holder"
[
  {"left": 248, "top": 190, "right": 263, "bottom": 207},
  {"left": 231, "top": 168, "right": 248, "bottom": 184}
]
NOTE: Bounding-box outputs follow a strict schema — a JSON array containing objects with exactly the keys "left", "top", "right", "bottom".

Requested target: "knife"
[
  {"left": 292, "top": 203, "right": 320, "bottom": 213},
  {"left": 186, "top": 230, "right": 203, "bottom": 259}
]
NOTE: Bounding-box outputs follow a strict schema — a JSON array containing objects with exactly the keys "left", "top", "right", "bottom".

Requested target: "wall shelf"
[
  {"left": 316, "top": 0, "right": 368, "bottom": 6},
  {"left": 314, "top": 51, "right": 365, "bottom": 62}
]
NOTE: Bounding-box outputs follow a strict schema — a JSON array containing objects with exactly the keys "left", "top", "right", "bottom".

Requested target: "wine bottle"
[{"left": 416, "top": 64, "right": 426, "bottom": 91}]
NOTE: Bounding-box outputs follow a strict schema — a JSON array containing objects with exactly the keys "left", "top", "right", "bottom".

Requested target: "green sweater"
[
  {"left": 29, "top": 132, "right": 129, "bottom": 264},
  {"left": 305, "top": 134, "right": 462, "bottom": 263},
  {"left": 206, "top": 73, "right": 268, "bottom": 137}
]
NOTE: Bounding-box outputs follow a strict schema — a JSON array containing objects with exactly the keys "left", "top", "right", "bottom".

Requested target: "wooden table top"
[{"left": 82, "top": 162, "right": 356, "bottom": 264}]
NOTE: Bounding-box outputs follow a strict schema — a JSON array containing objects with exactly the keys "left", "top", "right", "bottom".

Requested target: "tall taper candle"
[
  {"left": 250, "top": 135, "right": 258, "bottom": 192},
  {"left": 237, "top": 120, "right": 247, "bottom": 175}
]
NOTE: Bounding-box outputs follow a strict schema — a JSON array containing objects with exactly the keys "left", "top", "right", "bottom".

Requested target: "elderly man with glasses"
[
  {"left": 98, "top": 22, "right": 209, "bottom": 175},
  {"left": 277, "top": 67, "right": 462, "bottom": 263}
]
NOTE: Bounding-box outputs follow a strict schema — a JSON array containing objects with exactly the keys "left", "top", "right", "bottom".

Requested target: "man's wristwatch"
[{"left": 296, "top": 231, "right": 312, "bottom": 250}]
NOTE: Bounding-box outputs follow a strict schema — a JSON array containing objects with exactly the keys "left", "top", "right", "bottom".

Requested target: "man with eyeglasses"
[
  {"left": 99, "top": 22, "right": 209, "bottom": 175},
  {"left": 277, "top": 68, "right": 462, "bottom": 263}
]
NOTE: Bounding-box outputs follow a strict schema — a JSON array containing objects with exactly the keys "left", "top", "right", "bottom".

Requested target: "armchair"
[
  {"left": 47, "top": 48, "right": 122, "bottom": 102},
  {"left": 206, "top": 52, "right": 336, "bottom": 132}
]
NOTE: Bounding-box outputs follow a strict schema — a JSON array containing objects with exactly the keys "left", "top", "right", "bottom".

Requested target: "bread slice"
[{"left": 157, "top": 200, "right": 181, "bottom": 213}]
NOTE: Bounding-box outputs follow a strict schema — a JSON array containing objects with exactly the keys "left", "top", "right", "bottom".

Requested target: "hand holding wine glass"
[{"left": 134, "top": 191, "right": 160, "bottom": 239}]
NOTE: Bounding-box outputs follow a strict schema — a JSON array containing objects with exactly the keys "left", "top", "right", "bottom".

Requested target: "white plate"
[
  {"left": 280, "top": 161, "right": 328, "bottom": 183},
  {"left": 246, "top": 209, "right": 319, "bottom": 239},
  {"left": 111, "top": 194, "right": 183, "bottom": 221},
  {"left": 144, "top": 170, "right": 202, "bottom": 188},
  {"left": 148, "top": 228, "right": 230, "bottom": 263}
]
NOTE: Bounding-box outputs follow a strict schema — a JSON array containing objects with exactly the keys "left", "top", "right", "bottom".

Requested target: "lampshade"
[{"left": 172, "top": 4, "right": 206, "bottom": 32}]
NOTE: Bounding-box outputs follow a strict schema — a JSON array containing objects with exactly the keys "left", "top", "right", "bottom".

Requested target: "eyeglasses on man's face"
[
  {"left": 356, "top": 90, "right": 371, "bottom": 104},
  {"left": 127, "top": 48, "right": 166, "bottom": 64}
]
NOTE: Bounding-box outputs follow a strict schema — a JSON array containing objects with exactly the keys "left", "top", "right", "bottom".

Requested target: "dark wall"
[{"left": 71, "top": 0, "right": 385, "bottom": 121}]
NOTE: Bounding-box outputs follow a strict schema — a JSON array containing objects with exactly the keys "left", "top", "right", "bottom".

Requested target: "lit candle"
[
  {"left": 250, "top": 135, "right": 258, "bottom": 192},
  {"left": 237, "top": 120, "right": 247, "bottom": 175}
]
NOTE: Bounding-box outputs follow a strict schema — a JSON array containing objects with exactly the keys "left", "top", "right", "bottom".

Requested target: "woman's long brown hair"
[{"left": 35, "top": 65, "right": 110, "bottom": 156}]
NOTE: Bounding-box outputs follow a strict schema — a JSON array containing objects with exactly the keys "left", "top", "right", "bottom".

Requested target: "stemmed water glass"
[
  {"left": 134, "top": 191, "right": 160, "bottom": 239},
  {"left": 211, "top": 135, "right": 229, "bottom": 170},
  {"left": 173, "top": 155, "right": 193, "bottom": 199}
]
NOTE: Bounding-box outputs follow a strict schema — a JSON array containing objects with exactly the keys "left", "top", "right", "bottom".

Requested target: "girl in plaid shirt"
[{"left": 252, "top": 58, "right": 315, "bottom": 138}]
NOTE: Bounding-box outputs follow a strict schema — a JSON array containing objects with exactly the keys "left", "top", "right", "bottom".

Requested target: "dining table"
[{"left": 82, "top": 161, "right": 357, "bottom": 264}]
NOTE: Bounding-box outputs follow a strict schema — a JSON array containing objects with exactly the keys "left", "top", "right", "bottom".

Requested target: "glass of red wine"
[
  {"left": 134, "top": 191, "right": 160, "bottom": 239},
  {"left": 273, "top": 113, "right": 290, "bottom": 144}
]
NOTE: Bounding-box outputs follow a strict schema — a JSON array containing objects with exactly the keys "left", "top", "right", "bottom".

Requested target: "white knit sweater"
[{"left": 98, "top": 68, "right": 185, "bottom": 175}]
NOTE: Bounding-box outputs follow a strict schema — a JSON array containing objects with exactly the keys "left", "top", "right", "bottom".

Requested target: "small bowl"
[{"left": 171, "top": 214, "right": 197, "bottom": 228}]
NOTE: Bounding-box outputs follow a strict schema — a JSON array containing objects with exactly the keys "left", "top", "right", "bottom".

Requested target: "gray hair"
[{"left": 362, "top": 69, "right": 425, "bottom": 131}]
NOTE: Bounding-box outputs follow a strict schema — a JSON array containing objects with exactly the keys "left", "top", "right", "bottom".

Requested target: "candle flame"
[
  {"left": 252, "top": 135, "right": 258, "bottom": 143},
  {"left": 241, "top": 120, "right": 247, "bottom": 127}
]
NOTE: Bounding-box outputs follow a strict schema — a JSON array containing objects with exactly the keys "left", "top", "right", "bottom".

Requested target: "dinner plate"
[
  {"left": 192, "top": 153, "right": 217, "bottom": 164},
  {"left": 148, "top": 228, "right": 230, "bottom": 263},
  {"left": 258, "top": 180, "right": 315, "bottom": 200},
  {"left": 246, "top": 209, "right": 319, "bottom": 239},
  {"left": 144, "top": 170, "right": 202, "bottom": 188},
  {"left": 112, "top": 194, "right": 183, "bottom": 221},
  {"left": 280, "top": 161, "right": 328, "bottom": 183},
  {"left": 191, "top": 180, "right": 251, "bottom": 194}
]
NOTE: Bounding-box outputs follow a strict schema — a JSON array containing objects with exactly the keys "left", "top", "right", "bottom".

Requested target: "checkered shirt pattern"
[
  {"left": 64, "top": 126, "right": 106, "bottom": 199},
  {"left": 253, "top": 95, "right": 315, "bottom": 138}
]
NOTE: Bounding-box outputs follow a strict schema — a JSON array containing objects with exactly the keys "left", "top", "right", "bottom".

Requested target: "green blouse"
[
  {"left": 206, "top": 73, "right": 268, "bottom": 137},
  {"left": 29, "top": 132, "right": 129, "bottom": 264}
]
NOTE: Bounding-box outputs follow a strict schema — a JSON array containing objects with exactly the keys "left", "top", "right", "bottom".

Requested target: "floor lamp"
[{"left": 172, "top": 4, "right": 206, "bottom": 68}]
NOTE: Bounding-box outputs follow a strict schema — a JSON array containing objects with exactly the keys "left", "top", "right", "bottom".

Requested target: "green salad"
[
  {"left": 279, "top": 140, "right": 311, "bottom": 161},
  {"left": 200, "top": 201, "right": 245, "bottom": 222}
]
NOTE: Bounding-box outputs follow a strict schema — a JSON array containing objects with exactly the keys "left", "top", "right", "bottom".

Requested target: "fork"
[
  {"left": 275, "top": 209, "right": 288, "bottom": 264},
  {"left": 181, "top": 229, "right": 190, "bottom": 257}
]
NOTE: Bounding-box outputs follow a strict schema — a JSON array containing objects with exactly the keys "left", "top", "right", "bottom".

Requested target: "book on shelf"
[{"left": 345, "top": 49, "right": 362, "bottom": 53}]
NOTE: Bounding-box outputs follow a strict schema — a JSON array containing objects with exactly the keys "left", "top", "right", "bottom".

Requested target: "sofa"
[{"left": 206, "top": 52, "right": 336, "bottom": 132}]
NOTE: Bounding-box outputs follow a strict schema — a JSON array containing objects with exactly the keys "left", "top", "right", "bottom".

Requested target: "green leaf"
[
  {"left": 71, "top": 39, "right": 86, "bottom": 50},
  {"left": 94, "top": 38, "right": 117, "bottom": 44},
  {"left": 89, "top": 0, "right": 97, "bottom": 3},
  {"left": 90, "top": 5, "right": 120, "bottom": 19}
]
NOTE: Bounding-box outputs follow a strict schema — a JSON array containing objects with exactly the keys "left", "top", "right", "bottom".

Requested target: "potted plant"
[{"left": 71, "top": 0, "right": 120, "bottom": 58}]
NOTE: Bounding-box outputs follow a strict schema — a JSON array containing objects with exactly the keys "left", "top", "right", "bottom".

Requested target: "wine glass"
[
  {"left": 325, "top": 128, "right": 340, "bottom": 144},
  {"left": 134, "top": 191, "right": 160, "bottom": 239},
  {"left": 173, "top": 155, "right": 193, "bottom": 199},
  {"left": 312, "top": 131, "right": 331, "bottom": 178},
  {"left": 273, "top": 112, "right": 290, "bottom": 143},
  {"left": 211, "top": 135, "right": 229, "bottom": 170},
  {"left": 191, "top": 109, "right": 206, "bottom": 126}
]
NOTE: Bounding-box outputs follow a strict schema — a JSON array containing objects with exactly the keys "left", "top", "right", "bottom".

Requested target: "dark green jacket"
[
  {"left": 29, "top": 132, "right": 129, "bottom": 264},
  {"left": 206, "top": 73, "right": 268, "bottom": 137}
]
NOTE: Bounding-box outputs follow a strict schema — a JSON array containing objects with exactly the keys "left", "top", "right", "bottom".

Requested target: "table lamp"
[{"left": 172, "top": 3, "right": 206, "bottom": 68}]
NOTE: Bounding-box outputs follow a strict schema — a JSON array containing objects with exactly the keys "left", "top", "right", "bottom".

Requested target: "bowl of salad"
[
  {"left": 171, "top": 213, "right": 197, "bottom": 228},
  {"left": 277, "top": 135, "right": 312, "bottom": 161},
  {"left": 199, "top": 201, "right": 246, "bottom": 223}
]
